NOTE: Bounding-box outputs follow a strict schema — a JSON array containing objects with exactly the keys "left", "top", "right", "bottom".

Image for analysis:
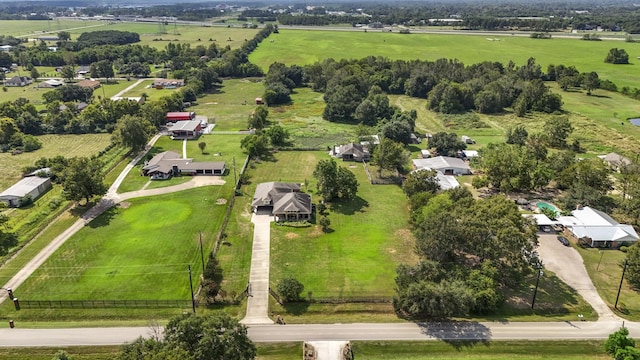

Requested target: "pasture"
[
  {"left": 0, "top": 134, "right": 113, "bottom": 192},
  {"left": 118, "top": 79, "right": 178, "bottom": 101},
  {"left": 250, "top": 29, "right": 640, "bottom": 90},
  {"left": 64, "top": 21, "right": 259, "bottom": 50},
  {"left": 0, "top": 19, "right": 103, "bottom": 38}
]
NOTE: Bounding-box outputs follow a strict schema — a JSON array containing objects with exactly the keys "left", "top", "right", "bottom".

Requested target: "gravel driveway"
[{"left": 536, "top": 234, "right": 618, "bottom": 320}]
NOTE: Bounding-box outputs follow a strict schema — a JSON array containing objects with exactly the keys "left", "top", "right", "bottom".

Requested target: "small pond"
[{"left": 629, "top": 118, "right": 640, "bottom": 126}]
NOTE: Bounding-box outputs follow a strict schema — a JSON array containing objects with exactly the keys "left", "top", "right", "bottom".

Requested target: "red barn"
[{"left": 166, "top": 112, "right": 196, "bottom": 123}]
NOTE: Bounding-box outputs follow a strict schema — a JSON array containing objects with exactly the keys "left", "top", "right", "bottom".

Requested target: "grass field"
[
  {"left": 250, "top": 29, "right": 640, "bottom": 90},
  {"left": 64, "top": 21, "right": 259, "bottom": 50},
  {"left": 0, "top": 342, "right": 301, "bottom": 360},
  {"left": 119, "top": 79, "right": 179, "bottom": 101},
  {"left": 0, "top": 19, "right": 104, "bottom": 37},
  {"left": 189, "top": 78, "right": 265, "bottom": 131},
  {"left": 350, "top": 340, "right": 609, "bottom": 359},
  {"left": 0, "top": 134, "right": 113, "bottom": 192},
  {"left": 3, "top": 186, "right": 230, "bottom": 321}
]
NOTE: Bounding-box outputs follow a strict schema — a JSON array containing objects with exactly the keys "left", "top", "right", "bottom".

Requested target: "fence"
[
  {"left": 362, "top": 160, "right": 402, "bottom": 185},
  {"left": 19, "top": 299, "right": 193, "bottom": 309},
  {"left": 268, "top": 287, "right": 391, "bottom": 305}
]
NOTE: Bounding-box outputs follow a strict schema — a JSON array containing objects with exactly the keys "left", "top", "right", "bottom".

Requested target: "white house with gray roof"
[
  {"left": 557, "top": 206, "right": 639, "bottom": 248},
  {"left": 412, "top": 156, "right": 471, "bottom": 175}
]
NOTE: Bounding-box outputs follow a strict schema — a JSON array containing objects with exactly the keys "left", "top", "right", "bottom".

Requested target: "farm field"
[
  {"left": 250, "top": 29, "right": 640, "bottom": 90},
  {"left": 0, "top": 19, "right": 104, "bottom": 37},
  {"left": 5, "top": 186, "right": 229, "bottom": 321},
  {"left": 0, "top": 134, "right": 112, "bottom": 192},
  {"left": 64, "top": 21, "right": 259, "bottom": 50}
]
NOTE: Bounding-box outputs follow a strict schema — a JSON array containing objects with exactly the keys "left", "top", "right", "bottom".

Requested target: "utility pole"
[
  {"left": 199, "top": 231, "right": 205, "bottom": 276},
  {"left": 615, "top": 259, "right": 628, "bottom": 310},
  {"left": 188, "top": 265, "right": 196, "bottom": 313},
  {"left": 531, "top": 269, "right": 543, "bottom": 309}
]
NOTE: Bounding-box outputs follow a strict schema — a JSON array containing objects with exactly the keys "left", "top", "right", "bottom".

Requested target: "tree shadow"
[
  {"left": 86, "top": 206, "right": 118, "bottom": 228},
  {"left": 329, "top": 196, "right": 369, "bottom": 215},
  {"left": 281, "top": 301, "right": 310, "bottom": 316},
  {"left": 418, "top": 321, "right": 491, "bottom": 349},
  {"left": 407, "top": 145, "right": 422, "bottom": 153},
  {"left": 589, "top": 93, "right": 611, "bottom": 99}
]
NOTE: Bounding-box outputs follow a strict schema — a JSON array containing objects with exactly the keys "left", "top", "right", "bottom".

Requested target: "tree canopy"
[
  {"left": 61, "top": 157, "right": 108, "bottom": 204},
  {"left": 428, "top": 132, "right": 466, "bottom": 157},
  {"left": 112, "top": 115, "right": 156, "bottom": 151},
  {"left": 313, "top": 159, "right": 359, "bottom": 202}
]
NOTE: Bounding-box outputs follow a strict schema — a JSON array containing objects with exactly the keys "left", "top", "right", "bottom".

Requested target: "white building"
[
  {"left": 0, "top": 177, "right": 52, "bottom": 207},
  {"left": 412, "top": 156, "right": 471, "bottom": 175},
  {"left": 557, "top": 206, "right": 639, "bottom": 248}
]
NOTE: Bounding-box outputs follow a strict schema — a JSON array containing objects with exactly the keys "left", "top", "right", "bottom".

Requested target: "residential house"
[
  {"left": 411, "top": 168, "right": 460, "bottom": 191},
  {"left": 0, "top": 176, "right": 52, "bottom": 207},
  {"left": 557, "top": 206, "right": 639, "bottom": 248},
  {"left": 412, "top": 156, "right": 471, "bottom": 175},
  {"left": 76, "top": 65, "right": 91, "bottom": 77},
  {"left": 5, "top": 76, "right": 32, "bottom": 87},
  {"left": 168, "top": 120, "right": 201, "bottom": 139},
  {"left": 152, "top": 78, "right": 185, "bottom": 89},
  {"left": 598, "top": 152, "right": 632, "bottom": 171},
  {"left": 59, "top": 102, "right": 88, "bottom": 112},
  {"left": 142, "top": 151, "right": 225, "bottom": 180},
  {"left": 252, "top": 182, "right": 312, "bottom": 221},
  {"left": 330, "top": 142, "right": 371, "bottom": 162}
]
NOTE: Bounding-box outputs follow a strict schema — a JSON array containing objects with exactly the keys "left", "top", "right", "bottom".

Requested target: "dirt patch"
[
  {"left": 118, "top": 202, "right": 131, "bottom": 209},
  {"left": 387, "top": 248, "right": 397, "bottom": 254},
  {"left": 308, "top": 225, "right": 324, "bottom": 238},
  {"left": 285, "top": 232, "right": 299, "bottom": 239},
  {"left": 216, "top": 198, "right": 227, "bottom": 205}
]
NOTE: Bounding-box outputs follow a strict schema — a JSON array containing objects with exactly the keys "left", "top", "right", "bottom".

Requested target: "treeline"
[
  {"left": 277, "top": 14, "right": 369, "bottom": 26},
  {"left": 71, "top": 30, "right": 140, "bottom": 49},
  {"left": 271, "top": 57, "right": 562, "bottom": 124}
]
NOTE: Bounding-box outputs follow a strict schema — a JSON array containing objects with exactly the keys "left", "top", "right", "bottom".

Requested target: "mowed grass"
[
  {"left": 243, "top": 152, "right": 417, "bottom": 300},
  {"left": 351, "top": 340, "right": 609, "bottom": 359},
  {"left": 0, "top": 343, "right": 301, "bottom": 360},
  {"left": 576, "top": 246, "right": 640, "bottom": 321},
  {"left": 250, "top": 30, "right": 640, "bottom": 89},
  {"left": 120, "top": 79, "right": 179, "bottom": 101},
  {"left": 190, "top": 78, "right": 265, "bottom": 131},
  {"left": 0, "top": 134, "right": 113, "bottom": 192},
  {"left": 15, "top": 187, "right": 227, "bottom": 302}
]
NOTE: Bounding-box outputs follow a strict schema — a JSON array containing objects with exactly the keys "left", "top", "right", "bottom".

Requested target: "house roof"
[
  {"left": 435, "top": 170, "right": 460, "bottom": 190},
  {"left": 462, "top": 150, "right": 479, "bottom": 157},
  {"left": 252, "top": 182, "right": 301, "bottom": 208},
  {"left": 76, "top": 79, "right": 101, "bottom": 88},
  {"left": 360, "top": 134, "right": 380, "bottom": 146},
  {"left": 412, "top": 156, "right": 470, "bottom": 171},
  {"left": 169, "top": 120, "right": 200, "bottom": 132},
  {"left": 6, "top": 76, "right": 31, "bottom": 84},
  {"left": 142, "top": 151, "right": 182, "bottom": 173},
  {"left": 599, "top": 152, "right": 632, "bottom": 166},
  {"left": 524, "top": 213, "right": 559, "bottom": 226},
  {"left": 340, "top": 143, "right": 368, "bottom": 156},
  {"left": 273, "top": 192, "right": 312, "bottom": 214},
  {"left": 0, "top": 177, "right": 50, "bottom": 198},
  {"left": 558, "top": 206, "right": 639, "bottom": 242},
  {"left": 181, "top": 161, "right": 226, "bottom": 172},
  {"left": 143, "top": 151, "right": 225, "bottom": 174},
  {"left": 38, "top": 79, "right": 63, "bottom": 87}
]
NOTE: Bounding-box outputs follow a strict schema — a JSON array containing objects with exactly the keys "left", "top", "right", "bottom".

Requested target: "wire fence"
[{"left": 19, "top": 299, "right": 194, "bottom": 309}]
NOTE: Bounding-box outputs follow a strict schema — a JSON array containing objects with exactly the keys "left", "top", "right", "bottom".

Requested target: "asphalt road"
[{"left": 1, "top": 320, "right": 639, "bottom": 347}]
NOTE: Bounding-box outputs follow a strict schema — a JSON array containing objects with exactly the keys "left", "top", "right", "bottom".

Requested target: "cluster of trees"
[
  {"left": 0, "top": 116, "right": 42, "bottom": 153},
  {"left": 303, "top": 57, "right": 562, "bottom": 122},
  {"left": 241, "top": 106, "right": 291, "bottom": 157},
  {"left": 262, "top": 62, "right": 303, "bottom": 105},
  {"left": 68, "top": 30, "right": 140, "bottom": 49},
  {"left": 604, "top": 326, "right": 640, "bottom": 359},
  {"left": 117, "top": 313, "right": 255, "bottom": 360},
  {"left": 0, "top": 210, "right": 18, "bottom": 257},
  {"left": 313, "top": 159, "right": 358, "bottom": 202},
  {"left": 605, "top": 48, "right": 630, "bottom": 64},
  {"left": 395, "top": 182, "right": 539, "bottom": 319}
]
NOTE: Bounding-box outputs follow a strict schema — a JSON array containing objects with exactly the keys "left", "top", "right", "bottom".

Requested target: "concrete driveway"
[{"left": 536, "top": 234, "right": 618, "bottom": 320}]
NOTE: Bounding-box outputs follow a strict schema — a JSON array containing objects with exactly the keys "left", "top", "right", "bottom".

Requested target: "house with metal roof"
[
  {"left": 330, "top": 142, "right": 370, "bottom": 162},
  {"left": 252, "top": 182, "right": 312, "bottom": 221},
  {"left": 0, "top": 177, "right": 51, "bottom": 207},
  {"left": 557, "top": 206, "right": 639, "bottom": 248},
  {"left": 412, "top": 156, "right": 471, "bottom": 175},
  {"left": 142, "top": 151, "right": 225, "bottom": 180},
  {"left": 168, "top": 120, "right": 201, "bottom": 139}
]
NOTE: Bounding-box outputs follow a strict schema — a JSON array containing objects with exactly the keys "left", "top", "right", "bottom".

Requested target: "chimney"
[{"left": 576, "top": 204, "right": 583, "bottom": 210}]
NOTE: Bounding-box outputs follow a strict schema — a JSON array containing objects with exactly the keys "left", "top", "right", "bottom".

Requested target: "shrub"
[
  {"left": 277, "top": 277, "right": 304, "bottom": 302},
  {"left": 620, "top": 246, "right": 629, "bottom": 253}
]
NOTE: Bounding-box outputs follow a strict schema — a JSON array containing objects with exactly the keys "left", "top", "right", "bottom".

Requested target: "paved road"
[{"left": 1, "top": 320, "right": 639, "bottom": 347}]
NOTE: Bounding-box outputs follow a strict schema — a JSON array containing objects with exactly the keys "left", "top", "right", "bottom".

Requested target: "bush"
[
  {"left": 620, "top": 246, "right": 629, "bottom": 253},
  {"left": 22, "top": 135, "right": 42, "bottom": 152},
  {"left": 277, "top": 277, "right": 304, "bottom": 302},
  {"left": 319, "top": 215, "right": 331, "bottom": 232}
]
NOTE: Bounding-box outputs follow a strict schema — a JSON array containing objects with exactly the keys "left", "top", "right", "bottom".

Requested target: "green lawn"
[
  {"left": 250, "top": 30, "right": 640, "bottom": 90},
  {"left": 575, "top": 246, "right": 640, "bottom": 320},
  {"left": 189, "top": 78, "right": 265, "bottom": 131},
  {"left": 119, "top": 79, "right": 179, "bottom": 101},
  {"left": 237, "top": 151, "right": 416, "bottom": 303},
  {"left": 351, "top": 340, "right": 609, "bottom": 359},
  {"left": 0, "top": 134, "right": 113, "bottom": 192},
  {"left": 5, "top": 186, "right": 231, "bottom": 321},
  {"left": 0, "top": 342, "right": 301, "bottom": 360}
]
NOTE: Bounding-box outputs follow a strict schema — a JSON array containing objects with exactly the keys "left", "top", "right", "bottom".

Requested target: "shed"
[{"left": 0, "top": 177, "right": 52, "bottom": 207}]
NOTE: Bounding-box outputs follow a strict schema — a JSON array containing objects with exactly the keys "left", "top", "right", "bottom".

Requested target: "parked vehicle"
[{"left": 557, "top": 235, "right": 570, "bottom": 246}]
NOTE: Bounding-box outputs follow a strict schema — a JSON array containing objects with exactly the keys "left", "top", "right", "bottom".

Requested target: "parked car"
[{"left": 557, "top": 235, "right": 570, "bottom": 246}]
